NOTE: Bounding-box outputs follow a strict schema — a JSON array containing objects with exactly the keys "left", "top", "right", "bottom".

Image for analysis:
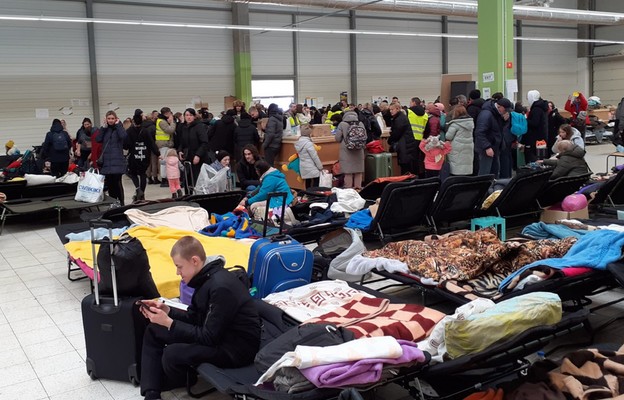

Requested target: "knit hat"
[
  {"left": 300, "top": 124, "right": 313, "bottom": 137},
  {"left": 527, "top": 90, "right": 541, "bottom": 107},
  {"left": 216, "top": 150, "right": 230, "bottom": 162},
  {"left": 268, "top": 103, "right": 279, "bottom": 114},
  {"left": 134, "top": 109, "right": 143, "bottom": 117},
  {"left": 5, "top": 140, "right": 14, "bottom": 149},
  {"left": 434, "top": 102, "right": 445, "bottom": 112}
]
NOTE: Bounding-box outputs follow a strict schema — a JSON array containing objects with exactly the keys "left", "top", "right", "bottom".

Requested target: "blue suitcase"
[{"left": 248, "top": 235, "right": 313, "bottom": 298}]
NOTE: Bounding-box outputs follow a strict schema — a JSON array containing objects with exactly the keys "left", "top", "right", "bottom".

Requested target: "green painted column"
[
  {"left": 232, "top": 3, "right": 252, "bottom": 106},
  {"left": 477, "top": 0, "right": 515, "bottom": 100}
]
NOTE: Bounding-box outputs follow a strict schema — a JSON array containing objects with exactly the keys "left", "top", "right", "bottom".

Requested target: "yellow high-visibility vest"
[
  {"left": 407, "top": 109, "right": 428, "bottom": 140},
  {"left": 155, "top": 118, "right": 170, "bottom": 142}
]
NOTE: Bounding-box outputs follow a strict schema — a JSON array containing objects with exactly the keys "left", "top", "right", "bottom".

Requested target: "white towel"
[
  {"left": 345, "top": 254, "right": 409, "bottom": 276},
  {"left": 256, "top": 336, "right": 403, "bottom": 385}
]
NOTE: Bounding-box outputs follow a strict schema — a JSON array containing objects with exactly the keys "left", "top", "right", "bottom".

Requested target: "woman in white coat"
[
  {"left": 294, "top": 124, "right": 323, "bottom": 188},
  {"left": 445, "top": 105, "right": 474, "bottom": 176}
]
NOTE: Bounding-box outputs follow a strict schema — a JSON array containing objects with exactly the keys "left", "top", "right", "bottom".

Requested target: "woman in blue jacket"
[
  {"left": 239, "top": 160, "right": 293, "bottom": 220},
  {"left": 97, "top": 110, "right": 128, "bottom": 205}
]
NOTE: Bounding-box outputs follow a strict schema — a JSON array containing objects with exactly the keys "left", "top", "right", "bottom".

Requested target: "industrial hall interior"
[{"left": 5, "top": 0, "right": 624, "bottom": 399}]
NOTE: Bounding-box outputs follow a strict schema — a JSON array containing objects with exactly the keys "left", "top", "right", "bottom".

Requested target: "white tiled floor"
[{"left": 0, "top": 143, "right": 621, "bottom": 400}]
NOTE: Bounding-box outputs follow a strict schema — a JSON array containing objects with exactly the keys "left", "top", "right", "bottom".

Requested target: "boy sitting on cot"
[{"left": 139, "top": 236, "right": 261, "bottom": 400}]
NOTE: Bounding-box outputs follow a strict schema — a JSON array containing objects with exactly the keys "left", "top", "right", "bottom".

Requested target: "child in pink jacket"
[
  {"left": 165, "top": 148, "right": 183, "bottom": 198},
  {"left": 419, "top": 136, "right": 451, "bottom": 178}
]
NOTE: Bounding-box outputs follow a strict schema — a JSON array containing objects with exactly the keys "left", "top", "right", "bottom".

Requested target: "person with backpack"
[
  {"left": 335, "top": 110, "right": 366, "bottom": 188},
  {"left": 126, "top": 109, "right": 159, "bottom": 202},
  {"left": 42, "top": 118, "right": 72, "bottom": 177}
]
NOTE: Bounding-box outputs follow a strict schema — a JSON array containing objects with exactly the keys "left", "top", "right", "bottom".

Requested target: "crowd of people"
[{"left": 13, "top": 88, "right": 597, "bottom": 210}]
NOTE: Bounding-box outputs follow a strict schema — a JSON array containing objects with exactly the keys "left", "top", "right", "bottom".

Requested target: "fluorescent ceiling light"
[{"left": 0, "top": 14, "right": 623, "bottom": 45}]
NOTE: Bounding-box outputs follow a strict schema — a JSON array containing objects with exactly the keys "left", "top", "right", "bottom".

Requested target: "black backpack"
[{"left": 52, "top": 131, "right": 69, "bottom": 151}]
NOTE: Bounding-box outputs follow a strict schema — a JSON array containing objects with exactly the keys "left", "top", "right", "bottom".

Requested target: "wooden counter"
[{"left": 275, "top": 135, "right": 340, "bottom": 189}]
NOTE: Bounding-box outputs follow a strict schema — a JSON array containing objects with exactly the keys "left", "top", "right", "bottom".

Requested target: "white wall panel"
[
  {"left": 249, "top": 12, "right": 293, "bottom": 76},
  {"left": 297, "top": 16, "right": 350, "bottom": 105},
  {"left": 93, "top": 4, "right": 233, "bottom": 118},
  {"left": 593, "top": 58, "right": 624, "bottom": 106},
  {"left": 447, "top": 20, "right": 478, "bottom": 78},
  {"left": 520, "top": 26, "right": 578, "bottom": 107},
  {"left": 0, "top": 0, "right": 90, "bottom": 149},
  {"left": 355, "top": 18, "right": 442, "bottom": 105}
]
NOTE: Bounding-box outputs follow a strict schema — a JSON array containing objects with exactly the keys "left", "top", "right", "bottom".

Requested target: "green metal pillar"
[
  {"left": 232, "top": 3, "right": 252, "bottom": 106},
  {"left": 477, "top": 0, "right": 515, "bottom": 100}
]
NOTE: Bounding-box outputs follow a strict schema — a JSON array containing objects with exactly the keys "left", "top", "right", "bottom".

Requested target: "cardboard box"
[
  {"left": 310, "top": 124, "right": 332, "bottom": 137},
  {"left": 540, "top": 205, "right": 589, "bottom": 224}
]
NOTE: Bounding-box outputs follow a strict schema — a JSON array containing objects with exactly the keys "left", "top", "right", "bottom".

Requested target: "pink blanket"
[{"left": 299, "top": 340, "right": 426, "bottom": 388}]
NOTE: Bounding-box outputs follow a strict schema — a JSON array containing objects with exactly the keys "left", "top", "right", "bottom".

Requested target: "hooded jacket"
[
  {"left": 248, "top": 168, "right": 294, "bottom": 208},
  {"left": 210, "top": 114, "right": 236, "bottom": 155},
  {"left": 388, "top": 110, "right": 419, "bottom": 165},
  {"left": 474, "top": 100, "right": 506, "bottom": 153},
  {"left": 168, "top": 256, "right": 261, "bottom": 366},
  {"left": 233, "top": 118, "right": 260, "bottom": 156},
  {"left": 263, "top": 108, "right": 284, "bottom": 151},
  {"left": 467, "top": 98, "right": 485, "bottom": 124},
  {"left": 126, "top": 121, "right": 159, "bottom": 173},
  {"left": 294, "top": 136, "right": 323, "bottom": 179},
  {"left": 522, "top": 98, "right": 549, "bottom": 147},
  {"left": 423, "top": 105, "right": 441, "bottom": 138},
  {"left": 552, "top": 127, "right": 584, "bottom": 153},
  {"left": 542, "top": 145, "right": 589, "bottom": 179},
  {"left": 43, "top": 120, "right": 72, "bottom": 163},
  {"left": 179, "top": 119, "right": 210, "bottom": 165},
  {"left": 445, "top": 116, "right": 475, "bottom": 175}
]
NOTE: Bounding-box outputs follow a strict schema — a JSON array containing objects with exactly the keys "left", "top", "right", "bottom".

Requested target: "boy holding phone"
[{"left": 139, "top": 236, "right": 261, "bottom": 400}]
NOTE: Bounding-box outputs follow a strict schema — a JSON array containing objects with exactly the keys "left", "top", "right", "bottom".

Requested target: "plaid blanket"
[{"left": 303, "top": 295, "right": 445, "bottom": 342}]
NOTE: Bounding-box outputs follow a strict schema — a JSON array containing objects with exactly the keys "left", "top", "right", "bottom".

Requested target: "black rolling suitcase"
[{"left": 81, "top": 219, "right": 148, "bottom": 385}]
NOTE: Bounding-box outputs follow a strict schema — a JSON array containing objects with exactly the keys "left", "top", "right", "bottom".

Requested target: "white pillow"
[{"left": 24, "top": 174, "right": 56, "bottom": 186}]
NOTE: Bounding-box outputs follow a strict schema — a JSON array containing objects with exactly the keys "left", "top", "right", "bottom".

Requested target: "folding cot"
[
  {"left": 588, "top": 168, "right": 624, "bottom": 210},
  {"left": 536, "top": 173, "right": 592, "bottom": 208},
  {"left": 56, "top": 200, "right": 200, "bottom": 281},
  {"left": 481, "top": 168, "right": 553, "bottom": 221},
  {"left": 364, "top": 177, "right": 440, "bottom": 244},
  {"left": 179, "top": 190, "right": 246, "bottom": 216},
  {"left": 426, "top": 174, "right": 494, "bottom": 233},
  {"left": 186, "top": 293, "right": 590, "bottom": 400},
  {"left": 0, "top": 191, "right": 112, "bottom": 235}
]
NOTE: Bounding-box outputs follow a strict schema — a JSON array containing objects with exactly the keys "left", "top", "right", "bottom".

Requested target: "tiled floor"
[{"left": 0, "top": 142, "right": 622, "bottom": 400}]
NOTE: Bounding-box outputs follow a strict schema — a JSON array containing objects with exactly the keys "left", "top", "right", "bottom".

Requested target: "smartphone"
[{"left": 135, "top": 300, "right": 152, "bottom": 313}]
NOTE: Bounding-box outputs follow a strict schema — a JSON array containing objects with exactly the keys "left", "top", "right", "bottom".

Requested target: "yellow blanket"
[{"left": 64, "top": 225, "right": 254, "bottom": 298}]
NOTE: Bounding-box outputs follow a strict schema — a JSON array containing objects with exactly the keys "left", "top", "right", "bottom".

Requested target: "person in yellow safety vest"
[
  {"left": 324, "top": 103, "right": 343, "bottom": 125},
  {"left": 407, "top": 105, "right": 428, "bottom": 141},
  {"left": 284, "top": 103, "right": 299, "bottom": 128},
  {"left": 152, "top": 106, "right": 177, "bottom": 186}
]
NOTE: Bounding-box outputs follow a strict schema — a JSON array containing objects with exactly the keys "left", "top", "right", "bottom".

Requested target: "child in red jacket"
[{"left": 419, "top": 136, "right": 451, "bottom": 178}]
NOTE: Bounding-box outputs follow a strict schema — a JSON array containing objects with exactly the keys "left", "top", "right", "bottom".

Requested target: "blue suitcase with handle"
[{"left": 248, "top": 234, "right": 313, "bottom": 298}]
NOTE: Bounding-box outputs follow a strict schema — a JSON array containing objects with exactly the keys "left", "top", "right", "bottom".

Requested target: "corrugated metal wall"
[{"left": 0, "top": 0, "right": 595, "bottom": 150}]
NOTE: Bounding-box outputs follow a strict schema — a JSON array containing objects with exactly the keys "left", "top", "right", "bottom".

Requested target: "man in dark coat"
[
  {"left": 262, "top": 103, "right": 284, "bottom": 167},
  {"left": 388, "top": 102, "right": 418, "bottom": 175},
  {"left": 209, "top": 110, "right": 236, "bottom": 156},
  {"left": 474, "top": 98, "right": 512, "bottom": 178},
  {"left": 233, "top": 112, "right": 260, "bottom": 160},
  {"left": 139, "top": 236, "right": 261, "bottom": 400},
  {"left": 522, "top": 90, "right": 549, "bottom": 163}
]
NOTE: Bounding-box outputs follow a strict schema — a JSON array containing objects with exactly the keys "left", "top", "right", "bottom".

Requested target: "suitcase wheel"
[
  {"left": 89, "top": 370, "right": 97, "bottom": 380},
  {"left": 130, "top": 376, "right": 139, "bottom": 386}
]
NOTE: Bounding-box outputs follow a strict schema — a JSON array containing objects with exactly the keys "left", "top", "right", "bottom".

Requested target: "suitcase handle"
[
  {"left": 89, "top": 218, "right": 118, "bottom": 307},
  {"left": 262, "top": 192, "right": 288, "bottom": 237}
]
